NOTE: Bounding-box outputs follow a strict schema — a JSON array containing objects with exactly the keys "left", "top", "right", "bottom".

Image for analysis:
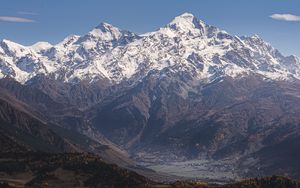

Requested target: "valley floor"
[
  {"left": 145, "top": 159, "right": 241, "bottom": 183},
  {"left": 0, "top": 152, "right": 299, "bottom": 188}
]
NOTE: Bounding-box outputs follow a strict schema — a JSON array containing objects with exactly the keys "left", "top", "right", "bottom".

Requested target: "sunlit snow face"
[{"left": 0, "top": 13, "right": 299, "bottom": 84}]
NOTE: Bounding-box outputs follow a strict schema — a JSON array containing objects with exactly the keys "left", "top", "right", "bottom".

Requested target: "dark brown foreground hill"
[
  {"left": 0, "top": 152, "right": 155, "bottom": 188},
  {"left": 172, "top": 176, "right": 299, "bottom": 188},
  {"left": 0, "top": 152, "right": 299, "bottom": 188}
]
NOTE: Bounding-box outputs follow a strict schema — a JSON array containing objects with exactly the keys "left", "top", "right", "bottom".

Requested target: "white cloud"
[
  {"left": 270, "top": 14, "right": 300, "bottom": 22},
  {"left": 0, "top": 16, "right": 35, "bottom": 23},
  {"left": 17, "top": 11, "right": 38, "bottom": 16}
]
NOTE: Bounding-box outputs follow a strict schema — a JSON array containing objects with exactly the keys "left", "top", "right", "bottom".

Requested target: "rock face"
[
  {"left": 0, "top": 13, "right": 300, "bottom": 180},
  {"left": 0, "top": 78, "right": 137, "bottom": 169}
]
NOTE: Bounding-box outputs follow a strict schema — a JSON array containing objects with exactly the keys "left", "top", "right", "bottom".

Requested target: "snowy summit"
[{"left": 0, "top": 13, "right": 299, "bottom": 84}]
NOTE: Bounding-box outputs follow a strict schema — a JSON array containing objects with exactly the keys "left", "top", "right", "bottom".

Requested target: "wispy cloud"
[
  {"left": 17, "top": 11, "right": 38, "bottom": 16},
  {"left": 270, "top": 13, "right": 300, "bottom": 22},
  {"left": 0, "top": 16, "right": 35, "bottom": 23}
]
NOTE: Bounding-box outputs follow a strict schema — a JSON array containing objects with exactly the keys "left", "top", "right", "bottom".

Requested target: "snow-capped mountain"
[
  {"left": 0, "top": 12, "right": 299, "bottom": 84},
  {"left": 1, "top": 13, "right": 300, "bottom": 180},
  {"left": 0, "top": 22, "right": 140, "bottom": 83}
]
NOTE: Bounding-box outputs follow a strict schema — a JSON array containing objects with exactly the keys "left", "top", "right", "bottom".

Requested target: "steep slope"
[
  {"left": 90, "top": 72, "right": 300, "bottom": 179},
  {"left": 0, "top": 76, "right": 162, "bottom": 174},
  {"left": 0, "top": 78, "right": 139, "bottom": 168},
  {"left": 0, "top": 91, "right": 76, "bottom": 152}
]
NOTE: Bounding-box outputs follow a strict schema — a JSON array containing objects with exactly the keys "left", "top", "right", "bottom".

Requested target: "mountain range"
[{"left": 0, "top": 13, "right": 300, "bottom": 182}]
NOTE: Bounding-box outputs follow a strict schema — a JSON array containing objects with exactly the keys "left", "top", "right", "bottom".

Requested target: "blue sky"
[{"left": 0, "top": 0, "right": 299, "bottom": 56}]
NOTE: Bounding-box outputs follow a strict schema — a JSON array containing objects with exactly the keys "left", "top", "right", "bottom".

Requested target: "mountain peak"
[
  {"left": 251, "top": 34, "right": 261, "bottom": 39},
  {"left": 241, "top": 34, "right": 263, "bottom": 41},
  {"left": 72, "top": 22, "right": 139, "bottom": 57},
  {"left": 1, "top": 39, "right": 22, "bottom": 47},
  {"left": 30, "top": 42, "right": 52, "bottom": 52},
  {"left": 166, "top": 12, "right": 206, "bottom": 33},
  {"left": 95, "top": 22, "right": 118, "bottom": 32},
  {"left": 0, "top": 39, "right": 27, "bottom": 53},
  {"left": 170, "top": 12, "right": 197, "bottom": 24},
  {"left": 175, "top": 12, "right": 195, "bottom": 20},
  {"left": 85, "top": 22, "right": 124, "bottom": 41},
  {"left": 57, "top": 34, "right": 80, "bottom": 47}
]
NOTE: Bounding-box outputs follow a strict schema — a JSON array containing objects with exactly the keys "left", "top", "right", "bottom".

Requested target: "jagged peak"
[
  {"left": 286, "top": 55, "right": 300, "bottom": 62},
  {"left": 57, "top": 34, "right": 80, "bottom": 47},
  {"left": 1, "top": 39, "right": 25, "bottom": 47},
  {"left": 76, "top": 21, "right": 139, "bottom": 47},
  {"left": 291, "top": 55, "right": 300, "bottom": 60},
  {"left": 1, "top": 39, "right": 11, "bottom": 43},
  {"left": 241, "top": 34, "right": 264, "bottom": 41},
  {"left": 95, "top": 22, "right": 120, "bottom": 32},
  {"left": 240, "top": 34, "right": 270, "bottom": 47},
  {"left": 251, "top": 34, "right": 261, "bottom": 39},
  {"left": 0, "top": 39, "right": 29, "bottom": 55},
  {"left": 30, "top": 41, "right": 53, "bottom": 51},
  {"left": 62, "top": 34, "right": 80, "bottom": 42},
  {"left": 92, "top": 22, "right": 139, "bottom": 38},
  {"left": 166, "top": 12, "right": 206, "bottom": 32},
  {"left": 73, "top": 22, "right": 127, "bottom": 45},
  {"left": 88, "top": 22, "right": 125, "bottom": 38},
  {"left": 174, "top": 12, "right": 196, "bottom": 21}
]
